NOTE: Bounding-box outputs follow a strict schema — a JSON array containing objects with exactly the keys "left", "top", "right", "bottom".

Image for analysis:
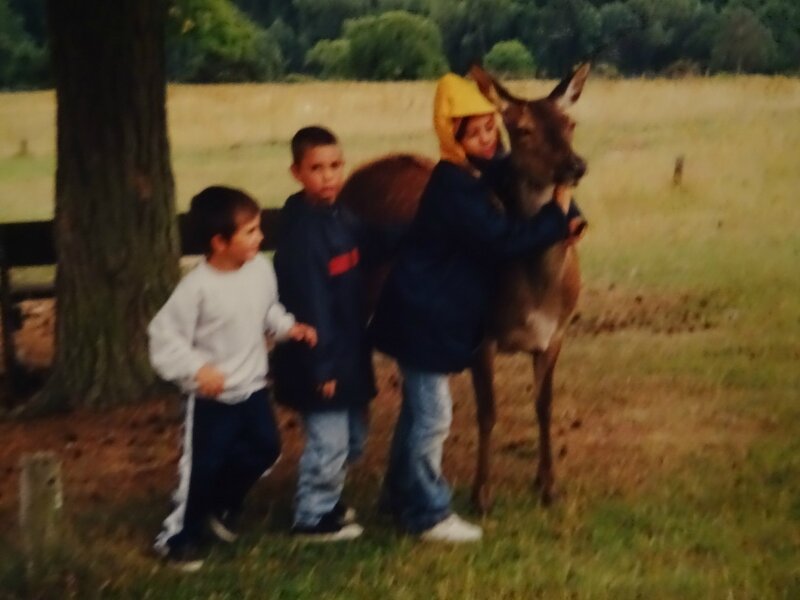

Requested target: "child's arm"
[
  {"left": 275, "top": 231, "right": 339, "bottom": 391},
  {"left": 341, "top": 208, "right": 407, "bottom": 268},
  {"left": 148, "top": 278, "right": 211, "bottom": 394},
  {"left": 445, "top": 181, "right": 570, "bottom": 258}
]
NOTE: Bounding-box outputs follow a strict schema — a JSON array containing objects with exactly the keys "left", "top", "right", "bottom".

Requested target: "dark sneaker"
[
  {"left": 331, "top": 501, "right": 357, "bottom": 526},
  {"left": 377, "top": 484, "right": 400, "bottom": 518},
  {"left": 208, "top": 510, "right": 240, "bottom": 544},
  {"left": 157, "top": 543, "right": 205, "bottom": 573},
  {"left": 292, "top": 510, "right": 363, "bottom": 542}
]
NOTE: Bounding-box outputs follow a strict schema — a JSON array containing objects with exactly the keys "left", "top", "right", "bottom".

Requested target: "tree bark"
[{"left": 41, "top": 0, "right": 178, "bottom": 410}]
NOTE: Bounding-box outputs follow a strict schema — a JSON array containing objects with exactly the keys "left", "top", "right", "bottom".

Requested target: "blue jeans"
[
  {"left": 294, "top": 406, "right": 368, "bottom": 527},
  {"left": 381, "top": 365, "right": 452, "bottom": 533}
]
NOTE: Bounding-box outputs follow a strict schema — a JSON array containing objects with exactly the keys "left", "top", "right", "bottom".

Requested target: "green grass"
[
  {"left": 1, "top": 76, "right": 799, "bottom": 598},
  {"left": 2, "top": 432, "right": 797, "bottom": 599}
]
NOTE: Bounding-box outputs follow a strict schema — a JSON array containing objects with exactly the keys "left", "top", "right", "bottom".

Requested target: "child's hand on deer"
[
  {"left": 195, "top": 363, "right": 225, "bottom": 398},
  {"left": 554, "top": 185, "right": 587, "bottom": 245},
  {"left": 567, "top": 217, "right": 588, "bottom": 245},
  {"left": 554, "top": 185, "right": 573, "bottom": 214},
  {"left": 288, "top": 323, "right": 317, "bottom": 347}
]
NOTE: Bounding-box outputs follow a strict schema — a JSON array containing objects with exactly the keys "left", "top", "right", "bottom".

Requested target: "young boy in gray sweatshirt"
[{"left": 148, "top": 186, "right": 316, "bottom": 571}]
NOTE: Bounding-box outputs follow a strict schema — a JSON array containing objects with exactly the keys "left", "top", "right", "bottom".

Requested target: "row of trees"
[{"left": 2, "top": 0, "right": 799, "bottom": 88}]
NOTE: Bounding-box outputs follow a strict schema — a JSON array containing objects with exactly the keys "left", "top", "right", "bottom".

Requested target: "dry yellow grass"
[{"left": 2, "top": 76, "right": 798, "bottom": 223}]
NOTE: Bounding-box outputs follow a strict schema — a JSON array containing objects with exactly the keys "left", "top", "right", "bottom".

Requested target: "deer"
[{"left": 338, "top": 64, "right": 590, "bottom": 513}]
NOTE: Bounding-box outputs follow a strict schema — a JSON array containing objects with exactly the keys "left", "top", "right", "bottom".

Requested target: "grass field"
[{"left": 0, "top": 76, "right": 799, "bottom": 598}]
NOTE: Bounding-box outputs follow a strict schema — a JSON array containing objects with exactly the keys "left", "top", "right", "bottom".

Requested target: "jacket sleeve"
[
  {"left": 342, "top": 208, "right": 407, "bottom": 268},
  {"left": 444, "top": 183, "right": 569, "bottom": 259},
  {"left": 147, "top": 278, "right": 207, "bottom": 393},
  {"left": 262, "top": 259, "right": 296, "bottom": 340},
  {"left": 279, "top": 229, "right": 338, "bottom": 385}
]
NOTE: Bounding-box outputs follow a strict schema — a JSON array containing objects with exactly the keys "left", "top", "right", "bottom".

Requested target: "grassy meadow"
[{"left": 0, "top": 76, "right": 799, "bottom": 598}]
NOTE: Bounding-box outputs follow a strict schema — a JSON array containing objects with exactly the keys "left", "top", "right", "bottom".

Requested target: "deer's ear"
[
  {"left": 548, "top": 63, "right": 590, "bottom": 111},
  {"left": 469, "top": 64, "right": 526, "bottom": 126},
  {"left": 468, "top": 64, "right": 517, "bottom": 112}
]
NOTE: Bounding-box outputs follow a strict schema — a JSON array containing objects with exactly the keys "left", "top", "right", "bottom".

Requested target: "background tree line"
[{"left": 2, "top": 0, "right": 798, "bottom": 88}]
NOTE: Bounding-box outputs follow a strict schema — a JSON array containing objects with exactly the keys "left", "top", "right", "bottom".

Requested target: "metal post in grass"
[{"left": 19, "top": 451, "right": 63, "bottom": 576}]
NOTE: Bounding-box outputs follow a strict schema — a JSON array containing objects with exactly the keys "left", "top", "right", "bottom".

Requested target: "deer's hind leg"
[
  {"left": 532, "top": 337, "right": 563, "bottom": 506},
  {"left": 470, "top": 340, "right": 497, "bottom": 514}
]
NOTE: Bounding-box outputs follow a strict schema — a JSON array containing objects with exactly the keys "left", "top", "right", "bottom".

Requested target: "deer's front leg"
[
  {"left": 470, "top": 340, "right": 496, "bottom": 514},
  {"left": 532, "top": 340, "right": 562, "bottom": 505}
]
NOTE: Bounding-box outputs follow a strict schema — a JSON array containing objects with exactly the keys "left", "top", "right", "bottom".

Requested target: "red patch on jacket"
[{"left": 328, "top": 248, "right": 359, "bottom": 276}]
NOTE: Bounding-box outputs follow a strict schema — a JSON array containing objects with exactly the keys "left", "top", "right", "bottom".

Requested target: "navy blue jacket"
[
  {"left": 272, "top": 193, "right": 375, "bottom": 412},
  {"left": 370, "top": 160, "right": 571, "bottom": 373}
]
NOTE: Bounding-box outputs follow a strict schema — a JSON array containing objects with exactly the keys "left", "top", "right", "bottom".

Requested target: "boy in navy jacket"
[{"left": 272, "top": 126, "right": 375, "bottom": 541}]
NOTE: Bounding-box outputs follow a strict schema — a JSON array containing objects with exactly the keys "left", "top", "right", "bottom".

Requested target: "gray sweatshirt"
[{"left": 148, "top": 254, "right": 296, "bottom": 403}]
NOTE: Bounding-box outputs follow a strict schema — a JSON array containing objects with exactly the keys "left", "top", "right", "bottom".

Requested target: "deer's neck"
[
  {"left": 516, "top": 177, "right": 555, "bottom": 217},
  {"left": 488, "top": 158, "right": 554, "bottom": 218}
]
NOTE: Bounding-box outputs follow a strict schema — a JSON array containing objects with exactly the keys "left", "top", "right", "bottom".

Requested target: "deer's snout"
[{"left": 560, "top": 155, "right": 587, "bottom": 183}]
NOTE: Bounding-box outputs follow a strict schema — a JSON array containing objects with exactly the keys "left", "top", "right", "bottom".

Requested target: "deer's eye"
[{"left": 516, "top": 125, "right": 535, "bottom": 136}]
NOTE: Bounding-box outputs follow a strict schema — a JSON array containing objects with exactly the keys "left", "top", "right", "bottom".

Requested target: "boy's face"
[
  {"left": 211, "top": 211, "right": 263, "bottom": 267},
  {"left": 291, "top": 144, "right": 345, "bottom": 205}
]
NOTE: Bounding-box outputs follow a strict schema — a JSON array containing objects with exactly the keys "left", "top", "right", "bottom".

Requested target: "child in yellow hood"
[{"left": 371, "top": 73, "right": 576, "bottom": 542}]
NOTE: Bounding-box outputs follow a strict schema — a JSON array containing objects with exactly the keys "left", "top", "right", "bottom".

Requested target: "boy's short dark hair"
[
  {"left": 291, "top": 126, "right": 338, "bottom": 165},
  {"left": 188, "top": 186, "right": 260, "bottom": 254}
]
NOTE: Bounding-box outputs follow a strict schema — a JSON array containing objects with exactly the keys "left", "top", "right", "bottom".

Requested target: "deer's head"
[{"left": 470, "top": 64, "right": 590, "bottom": 197}]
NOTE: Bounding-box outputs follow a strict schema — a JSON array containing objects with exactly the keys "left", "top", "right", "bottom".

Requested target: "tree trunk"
[{"left": 41, "top": 0, "right": 178, "bottom": 410}]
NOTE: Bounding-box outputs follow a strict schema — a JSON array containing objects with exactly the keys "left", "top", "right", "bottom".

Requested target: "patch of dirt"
[
  {"left": 0, "top": 287, "right": 755, "bottom": 534},
  {"left": 569, "top": 284, "right": 725, "bottom": 336}
]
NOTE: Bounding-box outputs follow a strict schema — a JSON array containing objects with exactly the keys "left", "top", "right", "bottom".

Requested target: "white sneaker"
[
  {"left": 419, "top": 513, "right": 482, "bottom": 543},
  {"left": 292, "top": 522, "right": 364, "bottom": 543}
]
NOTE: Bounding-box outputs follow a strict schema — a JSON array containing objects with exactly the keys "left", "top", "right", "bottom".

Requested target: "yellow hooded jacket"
[{"left": 433, "top": 73, "right": 497, "bottom": 165}]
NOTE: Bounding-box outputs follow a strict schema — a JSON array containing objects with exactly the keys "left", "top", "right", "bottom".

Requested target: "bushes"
[
  {"left": 306, "top": 11, "right": 448, "bottom": 81},
  {"left": 345, "top": 11, "right": 448, "bottom": 80},
  {"left": 0, "top": 0, "right": 48, "bottom": 89},
  {"left": 485, "top": 40, "right": 536, "bottom": 78},
  {"left": 305, "top": 39, "right": 352, "bottom": 79},
  {"left": 167, "top": 0, "right": 284, "bottom": 82}
]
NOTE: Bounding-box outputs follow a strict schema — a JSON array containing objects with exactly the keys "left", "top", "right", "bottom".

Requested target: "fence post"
[
  {"left": 673, "top": 154, "right": 685, "bottom": 187},
  {"left": 19, "top": 452, "right": 64, "bottom": 577}
]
